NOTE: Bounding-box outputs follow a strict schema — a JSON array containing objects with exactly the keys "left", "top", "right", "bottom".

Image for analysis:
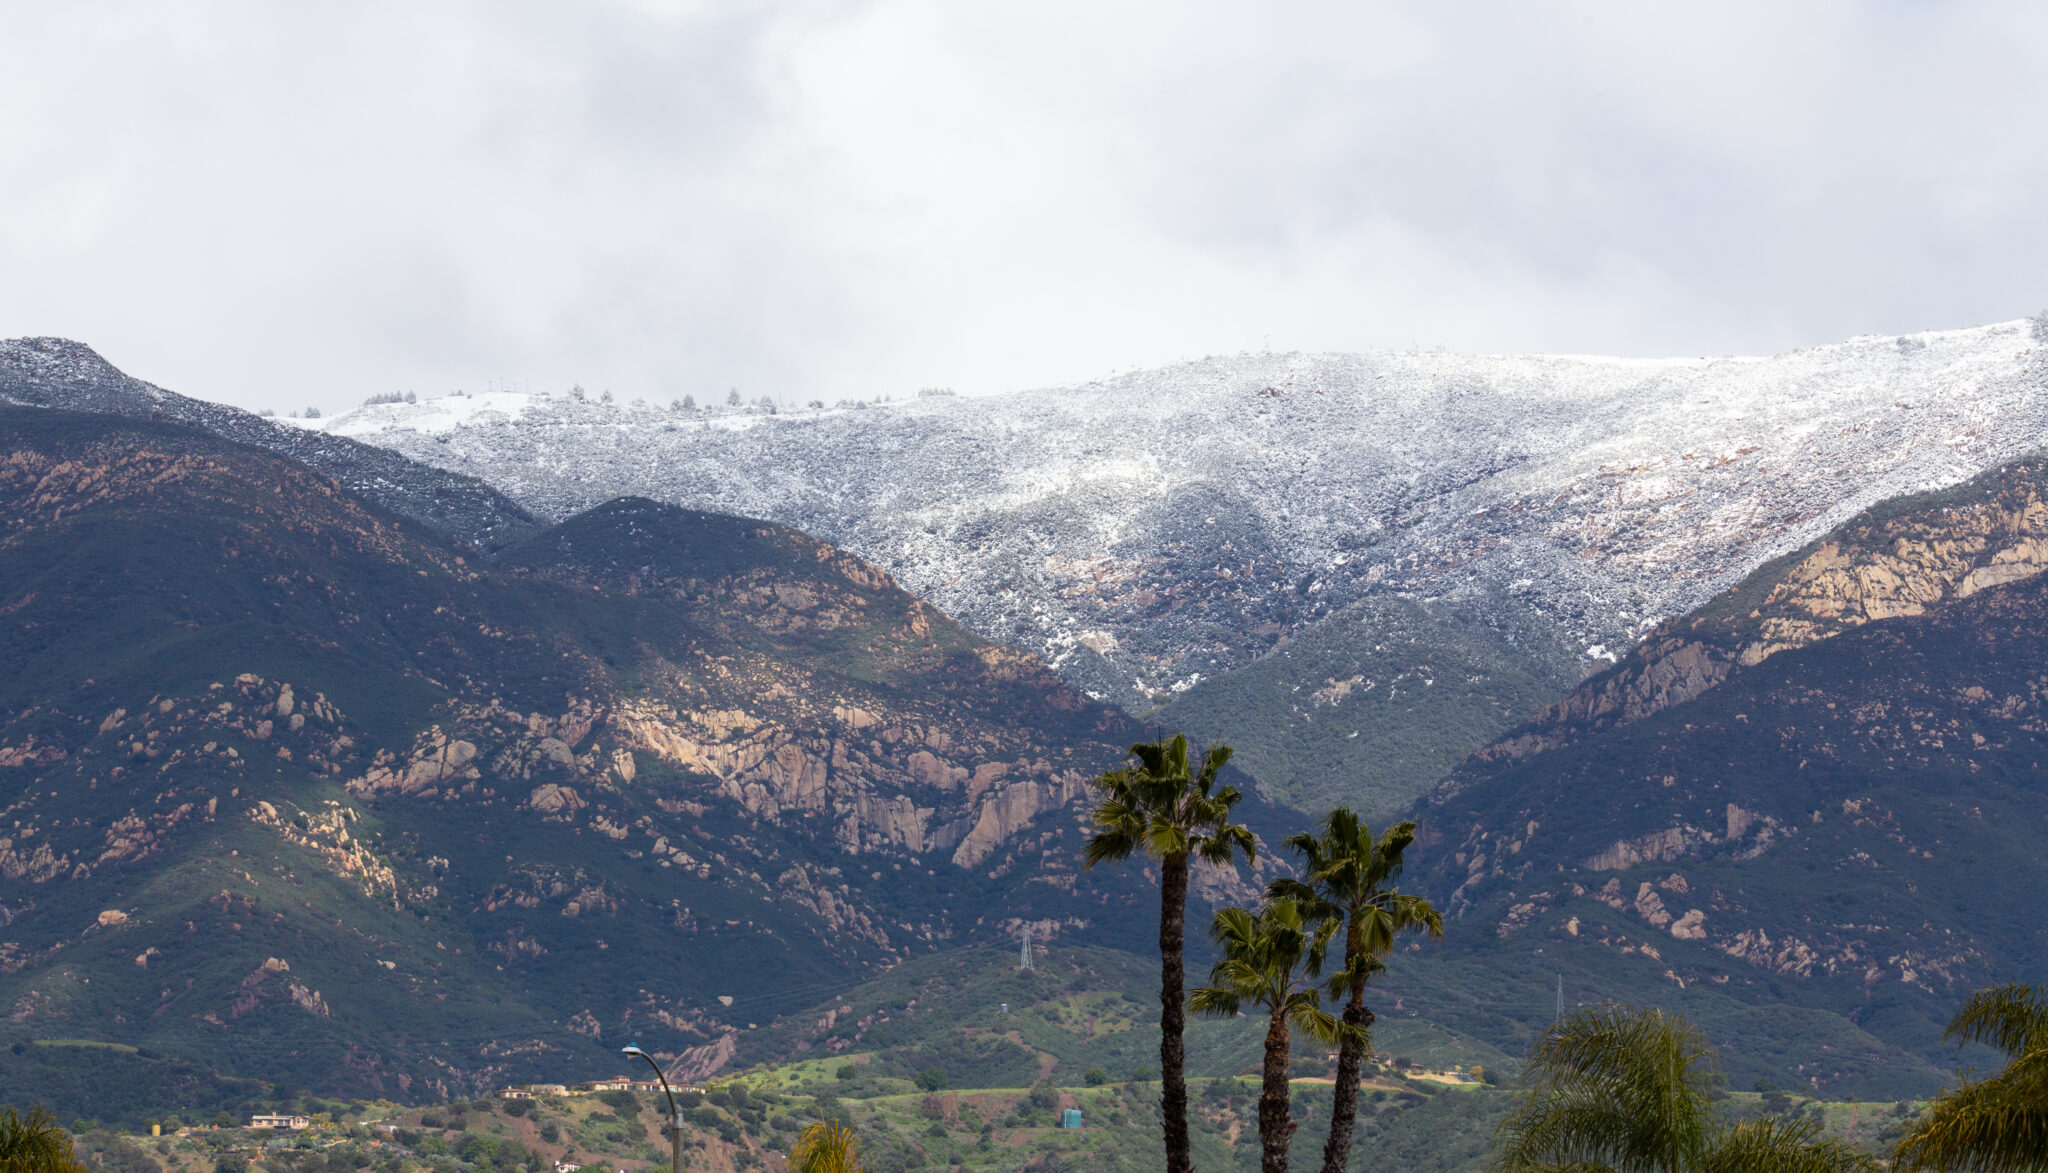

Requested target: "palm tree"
[
  {"left": 1494, "top": 1004, "right": 1876, "bottom": 1173},
  {"left": 1084, "top": 734, "right": 1257, "bottom": 1173},
  {"left": 1269, "top": 810, "right": 1443, "bottom": 1173},
  {"left": 1894, "top": 983, "right": 2048, "bottom": 1173},
  {"left": 1190, "top": 895, "right": 1357, "bottom": 1173},
  {"left": 0, "top": 1107, "right": 85, "bottom": 1173},
  {"left": 790, "top": 1119, "right": 864, "bottom": 1173}
]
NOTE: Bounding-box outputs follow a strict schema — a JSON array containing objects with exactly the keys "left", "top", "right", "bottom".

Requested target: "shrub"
[
  {"left": 835, "top": 1065, "right": 858, "bottom": 1081},
  {"left": 914, "top": 1068, "right": 948, "bottom": 1092},
  {"left": 502, "top": 1100, "right": 532, "bottom": 1119},
  {"left": 1025, "top": 1080, "right": 1058, "bottom": 1112},
  {"left": 1083, "top": 1068, "right": 1108, "bottom": 1087},
  {"left": 596, "top": 1091, "right": 640, "bottom": 1117}
]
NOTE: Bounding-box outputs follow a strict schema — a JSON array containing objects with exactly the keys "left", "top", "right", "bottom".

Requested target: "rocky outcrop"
[
  {"left": 1464, "top": 471, "right": 2048, "bottom": 769},
  {"left": 951, "top": 772, "right": 1090, "bottom": 868},
  {"left": 668, "top": 1032, "right": 739, "bottom": 1082},
  {"left": 0, "top": 738, "right": 65, "bottom": 769},
  {"left": 230, "top": 957, "right": 330, "bottom": 1019}
]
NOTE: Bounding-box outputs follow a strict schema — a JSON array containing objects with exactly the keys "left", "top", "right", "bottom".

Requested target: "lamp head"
[{"left": 621, "top": 1044, "right": 647, "bottom": 1058}]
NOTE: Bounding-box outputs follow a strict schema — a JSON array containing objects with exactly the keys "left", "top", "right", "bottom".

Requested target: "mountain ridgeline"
[
  {"left": 0, "top": 406, "right": 1291, "bottom": 1104},
  {"left": 0, "top": 337, "right": 539, "bottom": 551},
  {"left": 299, "top": 319, "right": 2048, "bottom": 814},
  {"left": 6, "top": 335, "right": 2048, "bottom": 1118}
]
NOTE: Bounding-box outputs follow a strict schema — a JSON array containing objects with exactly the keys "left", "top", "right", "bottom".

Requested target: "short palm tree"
[
  {"left": 1894, "top": 983, "right": 2048, "bottom": 1173},
  {"left": 1084, "top": 733, "right": 1256, "bottom": 1173},
  {"left": 1494, "top": 1004, "right": 1876, "bottom": 1173},
  {"left": 0, "top": 1107, "right": 85, "bottom": 1173},
  {"left": 1190, "top": 895, "right": 1357, "bottom": 1173},
  {"left": 790, "top": 1118, "right": 863, "bottom": 1173},
  {"left": 1270, "top": 809, "right": 1443, "bottom": 1173}
]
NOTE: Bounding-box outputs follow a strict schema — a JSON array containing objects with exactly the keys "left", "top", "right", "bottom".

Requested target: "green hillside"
[{"left": 1157, "top": 595, "right": 1577, "bottom": 817}]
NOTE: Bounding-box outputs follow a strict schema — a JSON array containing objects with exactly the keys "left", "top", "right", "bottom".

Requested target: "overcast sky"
[{"left": 3, "top": 2, "right": 2046, "bottom": 413}]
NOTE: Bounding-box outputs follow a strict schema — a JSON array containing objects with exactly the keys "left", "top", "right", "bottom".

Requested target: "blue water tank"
[{"left": 1059, "top": 1109, "right": 1083, "bottom": 1129}]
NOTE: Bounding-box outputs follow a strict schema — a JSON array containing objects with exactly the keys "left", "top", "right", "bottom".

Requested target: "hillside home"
[{"left": 582, "top": 1077, "right": 632, "bottom": 1092}]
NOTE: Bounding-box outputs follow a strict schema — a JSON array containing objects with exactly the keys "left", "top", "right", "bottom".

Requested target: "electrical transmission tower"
[
  {"left": 1555, "top": 974, "right": 1564, "bottom": 1021},
  {"left": 1019, "top": 924, "right": 1034, "bottom": 971}
]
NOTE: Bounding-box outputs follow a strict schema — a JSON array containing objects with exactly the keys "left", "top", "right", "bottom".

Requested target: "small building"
[
  {"left": 582, "top": 1077, "right": 632, "bottom": 1092},
  {"left": 1057, "top": 1109, "right": 1083, "bottom": 1130},
  {"left": 249, "top": 1115, "right": 311, "bottom": 1131},
  {"left": 498, "top": 1088, "right": 535, "bottom": 1100},
  {"left": 555, "top": 1163, "right": 583, "bottom": 1173},
  {"left": 527, "top": 1084, "right": 570, "bottom": 1096}
]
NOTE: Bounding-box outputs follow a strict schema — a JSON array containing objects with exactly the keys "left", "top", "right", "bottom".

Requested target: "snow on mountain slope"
[{"left": 313, "top": 319, "right": 2048, "bottom": 715}]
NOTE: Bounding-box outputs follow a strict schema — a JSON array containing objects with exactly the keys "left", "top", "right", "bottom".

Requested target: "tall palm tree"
[
  {"left": 1494, "top": 1005, "right": 1876, "bottom": 1173},
  {"left": 790, "top": 1119, "right": 864, "bottom": 1173},
  {"left": 0, "top": 1107, "right": 85, "bottom": 1173},
  {"left": 1894, "top": 983, "right": 2048, "bottom": 1173},
  {"left": 1084, "top": 734, "right": 1256, "bottom": 1173},
  {"left": 1270, "top": 810, "right": 1443, "bottom": 1173},
  {"left": 1190, "top": 895, "right": 1357, "bottom": 1173}
]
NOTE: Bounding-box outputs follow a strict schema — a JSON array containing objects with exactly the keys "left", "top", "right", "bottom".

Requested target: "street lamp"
[{"left": 620, "top": 1045, "right": 681, "bottom": 1173}]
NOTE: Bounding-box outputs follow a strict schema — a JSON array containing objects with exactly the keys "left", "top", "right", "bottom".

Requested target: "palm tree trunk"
[
  {"left": 1260, "top": 1005, "right": 1296, "bottom": 1173},
  {"left": 1159, "top": 852, "right": 1192, "bottom": 1173},
  {"left": 1318, "top": 980, "right": 1374, "bottom": 1173}
]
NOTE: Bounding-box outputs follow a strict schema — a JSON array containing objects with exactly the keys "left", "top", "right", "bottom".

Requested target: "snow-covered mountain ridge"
[{"left": 310, "top": 318, "right": 2048, "bottom": 717}]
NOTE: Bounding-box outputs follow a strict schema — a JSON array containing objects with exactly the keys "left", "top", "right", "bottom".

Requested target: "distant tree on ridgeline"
[{"left": 1083, "top": 733, "right": 1255, "bottom": 1173}]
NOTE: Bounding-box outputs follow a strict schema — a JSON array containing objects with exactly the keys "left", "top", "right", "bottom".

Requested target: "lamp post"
[{"left": 621, "top": 1044, "right": 681, "bottom": 1173}]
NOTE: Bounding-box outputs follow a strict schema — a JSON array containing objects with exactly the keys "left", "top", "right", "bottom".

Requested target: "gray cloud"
[{"left": 2, "top": 1, "right": 2045, "bottom": 412}]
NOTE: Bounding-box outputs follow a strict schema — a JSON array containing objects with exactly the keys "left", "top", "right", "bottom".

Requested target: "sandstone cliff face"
[{"left": 1470, "top": 461, "right": 2048, "bottom": 766}]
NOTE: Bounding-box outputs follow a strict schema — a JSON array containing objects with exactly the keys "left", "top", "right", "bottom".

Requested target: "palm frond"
[
  {"left": 1893, "top": 1050, "right": 2048, "bottom": 1173},
  {"left": 1497, "top": 1006, "right": 1716, "bottom": 1173},
  {"left": 1704, "top": 1117, "right": 1879, "bottom": 1173},
  {"left": 1944, "top": 984, "right": 2048, "bottom": 1059},
  {"left": 1188, "top": 985, "right": 1243, "bottom": 1018},
  {"left": 1284, "top": 991, "right": 1359, "bottom": 1049},
  {"left": 0, "top": 1108, "right": 84, "bottom": 1173}
]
